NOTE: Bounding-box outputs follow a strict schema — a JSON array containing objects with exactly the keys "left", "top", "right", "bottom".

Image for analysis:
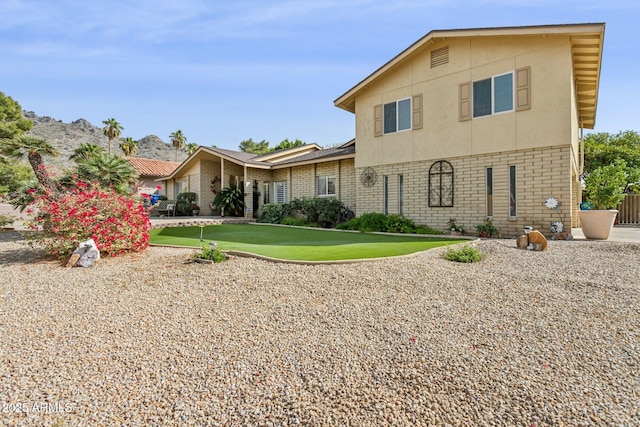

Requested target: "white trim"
[
  {"left": 316, "top": 175, "right": 336, "bottom": 197},
  {"left": 472, "top": 71, "right": 515, "bottom": 119},
  {"left": 383, "top": 97, "right": 412, "bottom": 134}
]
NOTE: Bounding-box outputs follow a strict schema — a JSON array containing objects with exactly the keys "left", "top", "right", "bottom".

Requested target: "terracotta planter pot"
[{"left": 578, "top": 210, "right": 618, "bottom": 240}]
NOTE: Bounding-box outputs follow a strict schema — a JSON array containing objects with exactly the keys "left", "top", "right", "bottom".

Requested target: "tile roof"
[{"left": 127, "top": 157, "right": 182, "bottom": 177}]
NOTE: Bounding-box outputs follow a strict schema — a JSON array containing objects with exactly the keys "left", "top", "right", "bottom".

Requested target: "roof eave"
[
  {"left": 334, "top": 23, "right": 606, "bottom": 115},
  {"left": 270, "top": 152, "right": 355, "bottom": 169}
]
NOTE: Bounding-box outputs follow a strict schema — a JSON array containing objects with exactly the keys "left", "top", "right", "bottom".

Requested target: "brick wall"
[{"left": 355, "top": 146, "right": 574, "bottom": 236}]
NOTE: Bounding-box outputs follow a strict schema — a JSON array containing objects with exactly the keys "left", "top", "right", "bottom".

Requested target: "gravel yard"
[{"left": 1, "top": 231, "right": 638, "bottom": 426}]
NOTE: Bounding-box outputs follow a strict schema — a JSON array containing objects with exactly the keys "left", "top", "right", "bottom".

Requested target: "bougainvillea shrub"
[{"left": 27, "top": 181, "right": 150, "bottom": 257}]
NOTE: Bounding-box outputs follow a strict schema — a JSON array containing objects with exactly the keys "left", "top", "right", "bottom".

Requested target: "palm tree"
[
  {"left": 70, "top": 143, "right": 107, "bottom": 161},
  {"left": 119, "top": 137, "right": 138, "bottom": 157},
  {"left": 184, "top": 142, "right": 199, "bottom": 156},
  {"left": 102, "top": 118, "right": 123, "bottom": 155},
  {"left": 1, "top": 135, "right": 59, "bottom": 192},
  {"left": 75, "top": 153, "right": 139, "bottom": 194},
  {"left": 169, "top": 130, "right": 186, "bottom": 161}
]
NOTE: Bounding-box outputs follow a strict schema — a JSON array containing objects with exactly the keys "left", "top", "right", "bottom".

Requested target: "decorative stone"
[
  {"left": 65, "top": 253, "right": 81, "bottom": 268},
  {"left": 527, "top": 230, "right": 548, "bottom": 251},
  {"left": 70, "top": 238, "right": 101, "bottom": 268},
  {"left": 516, "top": 235, "right": 528, "bottom": 249}
]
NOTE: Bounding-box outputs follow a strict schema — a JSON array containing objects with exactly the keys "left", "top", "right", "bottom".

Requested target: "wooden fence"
[{"left": 618, "top": 194, "right": 640, "bottom": 224}]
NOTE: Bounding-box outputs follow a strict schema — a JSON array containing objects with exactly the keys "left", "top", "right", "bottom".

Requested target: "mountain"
[{"left": 23, "top": 111, "right": 188, "bottom": 171}]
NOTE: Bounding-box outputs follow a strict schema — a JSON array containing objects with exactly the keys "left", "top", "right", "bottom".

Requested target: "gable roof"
[
  {"left": 127, "top": 157, "right": 181, "bottom": 177},
  {"left": 334, "top": 23, "right": 605, "bottom": 129},
  {"left": 162, "top": 142, "right": 354, "bottom": 180},
  {"left": 271, "top": 139, "right": 356, "bottom": 168}
]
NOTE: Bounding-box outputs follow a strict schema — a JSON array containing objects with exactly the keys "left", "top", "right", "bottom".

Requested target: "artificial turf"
[{"left": 150, "top": 223, "right": 466, "bottom": 261}]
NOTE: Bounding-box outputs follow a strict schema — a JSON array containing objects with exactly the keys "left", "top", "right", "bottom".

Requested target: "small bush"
[
  {"left": 195, "top": 245, "right": 227, "bottom": 263},
  {"left": 354, "top": 212, "right": 388, "bottom": 232},
  {"left": 443, "top": 245, "right": 485, "bottom": 263},
  {"left": 385, "top": 214, "right": 416, "bottom": 233},
  {"left": 281, "top": 216, "right": 308, "bottom": 227},
  {"left": 258, "top": 203, "right": 289, "bottom": 224},
  {"left": 287, "top": 197, "right": 343, "bottom": 228},
  {"left": 176, "top": 192, "right": 198, "bottom": 216},
  {"left": 0, "top": 214, "right": 16, "bottom": 227},
  {"left": 475, "top": 219, "right": 500, "bottom": 238},
  {"left": 337, "top": 213, "right": 444, "bottom": 235}
]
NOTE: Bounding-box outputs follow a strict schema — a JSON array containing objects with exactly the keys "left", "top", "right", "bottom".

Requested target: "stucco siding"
[{"left": 355, "top": 35, "right": 575, "bottom": 168}]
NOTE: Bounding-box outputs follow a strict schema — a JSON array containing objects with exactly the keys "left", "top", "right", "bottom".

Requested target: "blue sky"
[{"left": 1, "top": 0, "right": 637, "bottom": 151}]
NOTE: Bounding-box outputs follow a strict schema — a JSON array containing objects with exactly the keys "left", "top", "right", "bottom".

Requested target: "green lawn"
[{"left": 150, "top": 224, "right": 467, "bottom": 261}]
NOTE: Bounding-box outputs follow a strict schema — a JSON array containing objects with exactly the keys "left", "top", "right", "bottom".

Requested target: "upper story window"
[
  {"left": 374, "top": 94, "right": 423, "bottom": 137},
  {"left": 459, "top": 67, "right": 530, "bottom": 122},
  {"left": 384, "top": 98, "right": 411, "bottom": 133},
  {"left": 473, "top": 72, "right": 514, "bottom": 118}
]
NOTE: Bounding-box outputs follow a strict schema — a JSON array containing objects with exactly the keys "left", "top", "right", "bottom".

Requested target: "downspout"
[
  {"left": 579, "top": 119, "right": 584, "bottom": 175},
  {"left": 243, "top": 165, "right": 249, "bottom": 219}
]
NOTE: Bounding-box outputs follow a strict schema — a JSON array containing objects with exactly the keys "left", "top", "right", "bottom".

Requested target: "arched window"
[{"left": 428, "top": 160, "right": 454, "bottom": 207}]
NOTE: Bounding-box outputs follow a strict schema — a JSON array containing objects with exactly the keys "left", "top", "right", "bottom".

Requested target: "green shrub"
[
  {"left": 176, "top": 192, "right": 198, "bottom": 216},
  {"left": 0, "top": 214, "right": 16, "bottom": 227},
  {"left": 212, "top": 183, "right": 245, "bottom": 216},
  {"left": 475, "top": 219, "right": 500, "bottom": 238},
  {"left": 194, "top": 245, "right": 227, "bottom": 263},
  {"left": 583, "top": 159, "right": 629, "bottom": 209},
  {"left": 443, "top": 245, "right": 485, "bottom": 263},
  {"left": 337, "top": 213, "right": 444, "bottom": 235},
  {"left": 281, "top": 216, "right": 308, "bottom": 227},
  {"left": 287, "top": 197, "right": 343, "bottom": 228},
  {"left": 258, "top": 203, "right": 289, "bottom": 224},
  {"left": 385, "top": 214, "right": 416, "bottom": 233}
]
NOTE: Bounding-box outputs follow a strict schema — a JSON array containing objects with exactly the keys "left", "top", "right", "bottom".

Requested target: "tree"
[
  {"left": 70, "top": 143, "right": 107, "bottom": 161},
  {"left": 184, "top": 142, "right": 199, "bottom": 156},
  {"left": 0, "top": 91, "right": 33, "bottom": 139},
  {"left": 239, "top": 138, "right": 270, "bottom": 154},
  {"left": 119, "top": 137, "right": 139, "bottom": 157},
  {"left": 0, "top": 158, "right": 33, "bottom": 194},
  {"left": 74, "top": 153, "right": 139, "bottom": 194},
  {"left": 170, "top": 130, "right": 186, "bottom": 161},
  {"left": 584, "top": 130, "right": 640, "bottom": 193},
  {"left": 102, "top": 118, "right": 123, "bottom": 155},
  {"left": 1, "top": 135, "right": 59, "bottom": 192},
  {"left": 272, "top": 138, "right": 305, "bottom": 151},
  {"left": 583, "top": 159, "right": 629, "bottom": 210}
]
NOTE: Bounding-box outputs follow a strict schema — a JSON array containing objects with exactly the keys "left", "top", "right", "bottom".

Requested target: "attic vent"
[{"left": 430, "top": 46, "right": 449, "bottom": 68}]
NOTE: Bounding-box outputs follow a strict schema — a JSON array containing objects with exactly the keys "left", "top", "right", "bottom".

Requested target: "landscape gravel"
[{"left": 0, "top": 231, "right": 638, "bottom": 426}]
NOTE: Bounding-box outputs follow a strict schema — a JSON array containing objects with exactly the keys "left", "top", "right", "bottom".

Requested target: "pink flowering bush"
[{"left": 27, "top": 181, "right": 151, "bottom": 257}]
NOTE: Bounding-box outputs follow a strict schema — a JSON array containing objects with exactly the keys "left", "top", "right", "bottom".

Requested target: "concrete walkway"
[{"left": 572, "top": 225, "right": 640, "bottom": 243}]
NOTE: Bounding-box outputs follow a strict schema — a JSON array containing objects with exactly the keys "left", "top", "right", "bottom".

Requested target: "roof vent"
[{"left": 431, "top": 46, "right": 449, "bottom": 68}]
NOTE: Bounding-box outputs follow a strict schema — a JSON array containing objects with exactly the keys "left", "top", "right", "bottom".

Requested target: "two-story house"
[{"left": 334, "top": 22, "right": 604, "bottom": 236}]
